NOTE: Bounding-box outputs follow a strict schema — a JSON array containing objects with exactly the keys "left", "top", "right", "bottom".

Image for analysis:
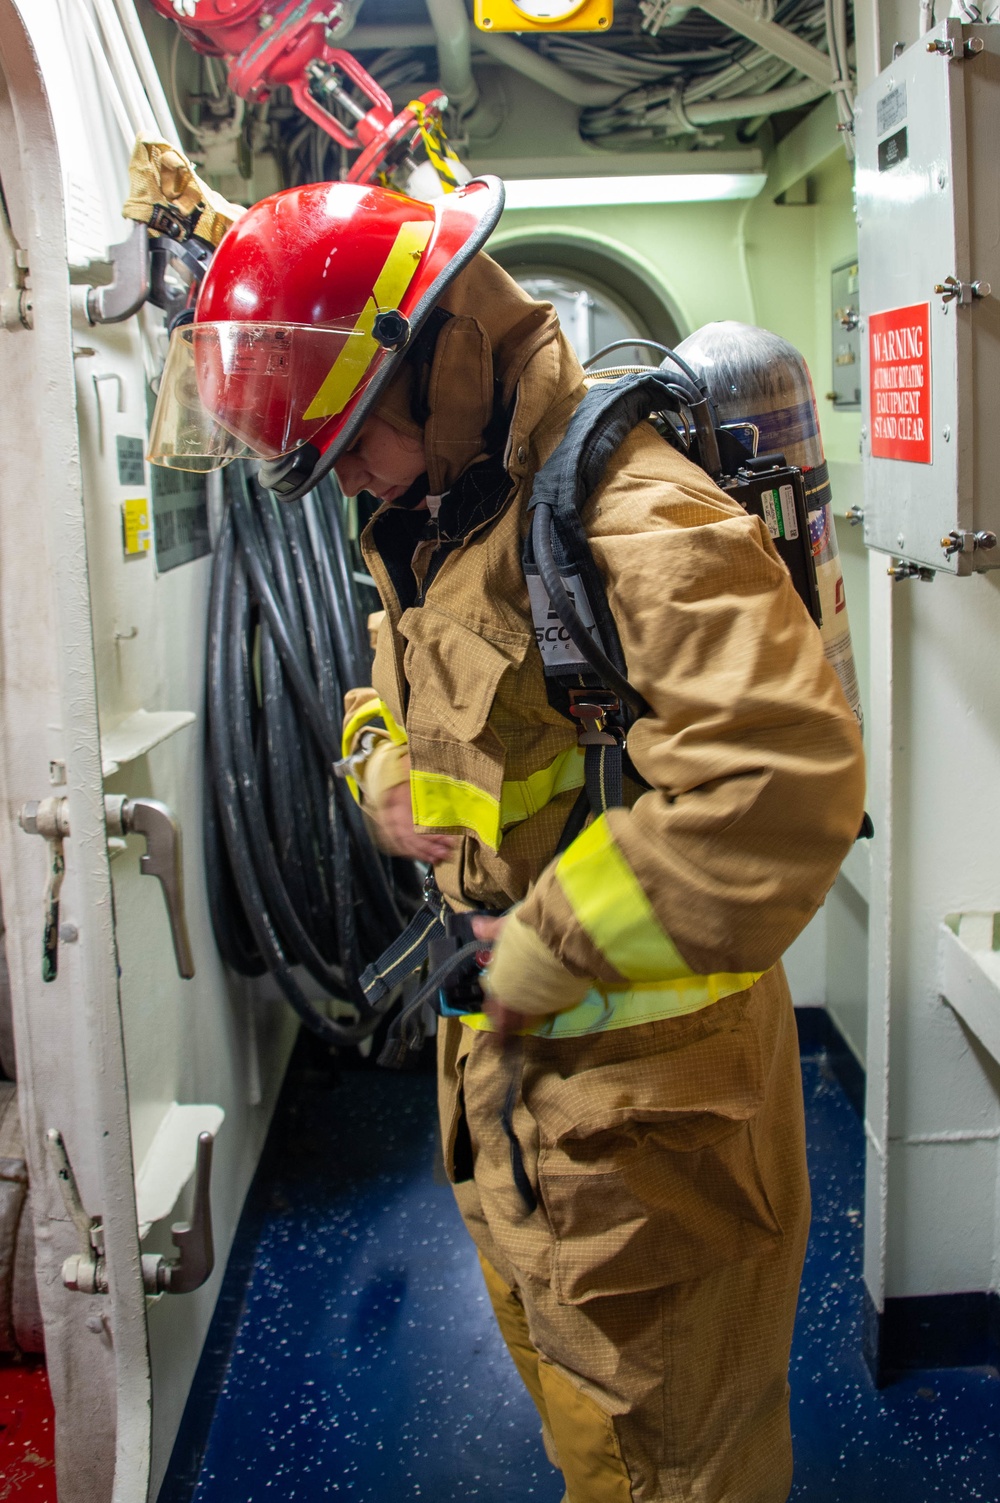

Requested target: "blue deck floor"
[{"left": 178, "top": 1038, "right": 999, "bottom": 1502}]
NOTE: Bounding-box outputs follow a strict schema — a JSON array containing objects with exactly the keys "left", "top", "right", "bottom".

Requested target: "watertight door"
[
  {"left": 0, "top": 4, "right": 153, "bottom": 1498},
  {"left": 0, "top": 2, "right": 299, "bottom": 1498}
]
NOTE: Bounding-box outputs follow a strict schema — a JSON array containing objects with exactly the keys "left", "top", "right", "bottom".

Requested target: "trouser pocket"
[
  {"left": 538, "top": 1112, "right": 782, "bottom": 1304},
  {"left": 522, "top": 1003, "right": 784, "bottom": 1305}
]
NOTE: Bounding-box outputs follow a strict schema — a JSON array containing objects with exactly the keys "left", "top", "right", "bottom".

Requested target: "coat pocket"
[{"left": 398, "top": 605, "right": 531, "bottom": 851}]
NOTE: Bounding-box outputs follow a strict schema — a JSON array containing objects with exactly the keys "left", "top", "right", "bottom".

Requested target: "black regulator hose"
[{"left": 204, "top": 464, "right": 421, "bottom": 1046}]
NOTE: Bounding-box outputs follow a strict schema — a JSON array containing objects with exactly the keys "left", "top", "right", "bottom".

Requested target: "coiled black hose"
[{"left": 204, "top": 464, "right": 421, "bottom": 1046}]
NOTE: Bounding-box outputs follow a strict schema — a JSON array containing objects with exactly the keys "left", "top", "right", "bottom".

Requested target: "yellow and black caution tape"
[{"left": 407, "top": 100, "right": 464, "bottom": 193}]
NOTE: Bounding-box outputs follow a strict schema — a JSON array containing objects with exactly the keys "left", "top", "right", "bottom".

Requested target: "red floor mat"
[{"left": 0, "top": 1359, "right": 56, "bottom": 1500}]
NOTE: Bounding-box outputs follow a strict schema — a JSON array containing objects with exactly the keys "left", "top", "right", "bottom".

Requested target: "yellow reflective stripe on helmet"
[
  {"left": 304, "top": 219, "right": 434, "bottom": 422},
  {"left": 555, "top": 813, "right": 694, "bottom": 984},
  {"left": 460, "top": 968, "right": 765, "bottom": 1038},
  {"left": 410, "top": 746, "right": 586, "bottom": 853}
]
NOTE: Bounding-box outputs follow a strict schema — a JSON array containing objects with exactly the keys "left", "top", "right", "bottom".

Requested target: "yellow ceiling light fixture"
[{"left": 474, "top": 0, "right": 612, "bottom": 34}]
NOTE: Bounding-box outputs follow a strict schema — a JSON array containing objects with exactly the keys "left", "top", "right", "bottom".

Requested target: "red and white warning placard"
[{"left": 868, "top": 302, "right": 932, "bottom": 463}]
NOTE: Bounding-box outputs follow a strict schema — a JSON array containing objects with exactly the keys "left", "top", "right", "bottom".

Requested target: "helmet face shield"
[{"left": 147, "top": 320, "right": 387, "bottom": 471}]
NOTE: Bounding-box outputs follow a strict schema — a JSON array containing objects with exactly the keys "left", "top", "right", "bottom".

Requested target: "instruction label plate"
[
  {"left": 151, "top": 466, "right": 211, "bottom": 571},
  {"left": 761, "top": 484, "right": 799, "bottom": 540},
  {"left": 878, "top": 126, "right": 908, "bottom": 172},
  {"left": 876, "top": 82, "right": 907, "bottom": 136},
  {"left": 116, "top": 435, "right": 145, "bottom": 487}
]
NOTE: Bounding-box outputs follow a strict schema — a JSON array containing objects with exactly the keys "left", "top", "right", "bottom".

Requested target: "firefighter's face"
[{"left": 333, "top": 414, "right": 425, "bottom": 503}]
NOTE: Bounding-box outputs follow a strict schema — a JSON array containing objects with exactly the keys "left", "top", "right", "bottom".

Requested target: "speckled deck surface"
[
  {"left": 790, "top": 1056, "right": 999, "bottom": 1502},
  {"left": 184, "top": 1045, "right": 999, "bottom": 1502}
]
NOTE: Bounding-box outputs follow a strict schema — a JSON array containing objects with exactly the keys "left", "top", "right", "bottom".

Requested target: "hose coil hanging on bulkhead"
[{"left": 204, "top": 465, "right": 421, "bottom": 1045}]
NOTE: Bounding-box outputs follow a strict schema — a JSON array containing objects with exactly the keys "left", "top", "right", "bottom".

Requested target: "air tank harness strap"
[
  {"left": 525, "top": 372, "right": 704, "bottom": 818},
  {"left": 584, "top": 732, "right": 624, "bottom": 814}
]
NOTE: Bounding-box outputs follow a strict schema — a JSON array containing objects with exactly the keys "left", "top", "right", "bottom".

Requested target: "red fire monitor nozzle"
[{"left": 149, "top": 0, "right": 451, "bottom": 184}]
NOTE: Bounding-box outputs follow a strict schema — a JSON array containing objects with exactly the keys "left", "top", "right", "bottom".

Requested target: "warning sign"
[
  {"left": 121, "top": 496, "right": 151, "bottom": 558},
  {"left": 869, "top": 302, "right": 931, "bottom": 463}
]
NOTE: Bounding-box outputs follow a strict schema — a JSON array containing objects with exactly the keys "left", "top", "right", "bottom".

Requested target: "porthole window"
[
  {"left": 512, "top": 270, "right": 653, "bottom": 369},
  {"left": 493, "top": 236, "right": 683, "bottom": 369}
]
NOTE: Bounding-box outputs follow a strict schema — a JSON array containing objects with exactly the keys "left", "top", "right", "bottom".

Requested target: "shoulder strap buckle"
[{"left": 569, "top": 689, "right": 624, "bottom": 747}]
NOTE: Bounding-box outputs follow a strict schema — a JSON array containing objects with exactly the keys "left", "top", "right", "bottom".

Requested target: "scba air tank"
[{"left": 676, "top": 321, "right": 863, "bottom": 734}]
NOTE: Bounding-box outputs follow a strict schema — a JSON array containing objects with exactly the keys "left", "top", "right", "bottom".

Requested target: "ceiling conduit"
[
  {"left": 328, "top": 0, "right": 852, "bottom": 155},
  {"left": 694, "top": 0, "right": 835, "bottom": 85},
  {"left": 476, "top": 33, "right": 624, "bottom": 107}
]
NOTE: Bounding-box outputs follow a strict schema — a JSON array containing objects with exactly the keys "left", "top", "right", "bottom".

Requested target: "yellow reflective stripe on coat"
[
  {"left": 411, "top": 770, "right": 501, "bottom": 849},
  {"left": 341, "top": 697, "right": 382, "bottom": 764},
  {"left": 460, "top": 969, "right": 765, "bottom": 1039},
  {"left": 555, "top": 812, "right": 694, "bottom": 983},
  {"left": 303, "top": 220, "right": 434, "bottom": 421},
  {"left": 500, "top": 745, "right": 585, "bottom": 826},
  {"left": 340, "top": 697, "right": 408, "bottom": 801},
  {"left": 378, "top": 699, "right": 407, "bottom": 746},
  {"left": 410, "top": 745, "right": 585, "bottom": 852},
  {"left": 341, "top": 697, "right": 408, "bottom": 760}
]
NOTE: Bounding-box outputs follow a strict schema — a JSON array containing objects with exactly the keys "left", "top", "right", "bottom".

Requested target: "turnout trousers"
[{"left": 437, "top": 965, "right": 810, "bottom": 1503}]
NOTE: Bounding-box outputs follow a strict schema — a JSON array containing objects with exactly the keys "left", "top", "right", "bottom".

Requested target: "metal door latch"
[
  {"left": 104, "top": 797, "right": 195, "bottom": 978},
  {"left": 934, "top": 275, "right": 991, "bottom": 307},
  {"left": 926, "top": 34, "right": 984, "bottom": 57},
  {"left": 46, "top": 1129, "right": 106, "bottom": 1293},
  {"left": 1, "top": 246, "right": 33, "bottom": 330},
  {"left": 86, "top": 223, "right": 150, "bottom": 325},
  {"left": 46, "top": 1128, "right": 216, "bottom": 1296},
  {"left": 18, "top": 794, "right": 195, "bottom": 981},
  {"left": 17, "top": 798, "right": 70, "bottom": 982},
  {"left": 143, "top": 1131, "right": 216, "bottom": 1294},
  {"left": 940, "top": 529, "right": 997, "bottom": 559}
]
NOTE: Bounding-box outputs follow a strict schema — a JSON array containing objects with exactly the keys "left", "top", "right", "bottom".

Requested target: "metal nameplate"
[
  {"left": 877, "top": 82, "right": 907, "bottom": 136},
  {"left": 878, "top": 126, "right": 908, "bottom": 172}
]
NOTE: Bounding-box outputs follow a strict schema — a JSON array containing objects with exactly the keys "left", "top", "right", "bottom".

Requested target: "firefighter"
[{"left": 151, "top": 177, "right": 865, "bottom": 1502}]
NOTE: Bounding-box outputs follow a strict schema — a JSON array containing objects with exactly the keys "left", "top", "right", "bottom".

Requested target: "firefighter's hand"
[
  {"left": 375, "top": 782, "right": 455, "bottom": 863},
  {"left": 471, "top": 915, "right": 531, "bottom": 1038}
]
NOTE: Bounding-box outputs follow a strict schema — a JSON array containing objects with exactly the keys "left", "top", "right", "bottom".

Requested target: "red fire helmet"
[{"left": 148, "top": 175, "right": 504, "bottom": 498}]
